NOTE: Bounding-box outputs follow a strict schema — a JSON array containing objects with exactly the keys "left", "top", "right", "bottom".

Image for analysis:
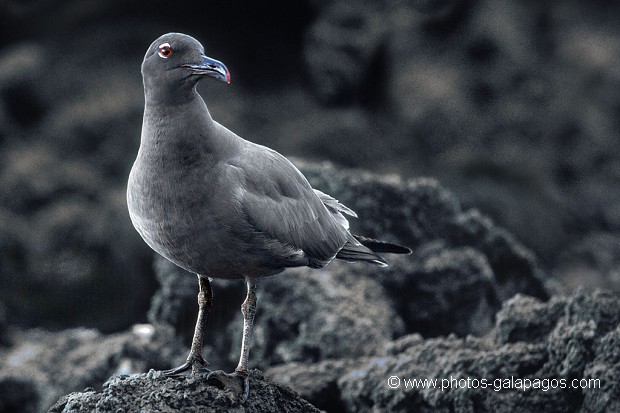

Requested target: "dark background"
[{"left": 1, "top": 0, "right": 619, "bottom": 334}]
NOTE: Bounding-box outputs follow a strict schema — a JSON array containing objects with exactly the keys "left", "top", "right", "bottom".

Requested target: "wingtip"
[{"left": 352, "top": 235, "right": 412, "bottom": 255}]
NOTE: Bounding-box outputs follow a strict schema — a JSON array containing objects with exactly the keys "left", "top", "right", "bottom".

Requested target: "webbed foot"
[
  {"left": 207, "top": 370, "right": 249, "bottom": 402},
  {"left": 163, "top": 353, "right": 210, "bottom": 376}
]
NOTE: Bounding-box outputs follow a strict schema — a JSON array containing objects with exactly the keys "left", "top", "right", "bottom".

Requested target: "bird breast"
[{"left": 127, "top": 147, "right": 238, "bottom": 274}]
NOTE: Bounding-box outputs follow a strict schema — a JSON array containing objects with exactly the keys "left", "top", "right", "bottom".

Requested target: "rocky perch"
[
  {"left": 0, "top": 290, "right": 616, "bottom": 412},
  {"left": 48, "top": 370, "right": 318, "bottom": 413},
  {"left": 0, "top": 162, "right": 616, "bottom": 412}
]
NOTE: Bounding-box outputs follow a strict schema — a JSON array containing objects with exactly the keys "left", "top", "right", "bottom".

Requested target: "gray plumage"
[
  {"left": 126, "top": 32, "right": 410, "bottom": 398},
  {"left": 128, "top": 33, "right": 403, "bottom": 280}
]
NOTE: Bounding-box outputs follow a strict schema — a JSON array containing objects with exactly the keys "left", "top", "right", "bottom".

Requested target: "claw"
[
  {"left": 206, "top": 370, "right": 249, "bottom": 402},
  {"left": 163, "top": 353, "right": 210, "bottom": 377}
]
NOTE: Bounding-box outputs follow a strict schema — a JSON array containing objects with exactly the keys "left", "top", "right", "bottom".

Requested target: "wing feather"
[
  {"left": 235, "top": 146, "right": 348, "bottom": 267},
  {"left": 313, "top": 189, "right": 357, "bottom": 230}
]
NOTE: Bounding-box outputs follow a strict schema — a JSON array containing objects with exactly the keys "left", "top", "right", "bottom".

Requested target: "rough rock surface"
[
  {"left": 4, "top": 164, "right": 556, "bottom": 412},
  {"left": 1, "top": 0, "right": 619, "bottom": 337},
  {"left": 0, "top": 302, "right": 8, "bottom": 347},
  {"left": 0, "top": 170, "right": 612, "bottom": 413},
  {"left": 147, "top": 164, "right": 550, "bottom": 371},
  {"left": 48, "top": 370, "right": 319, "bottom": 413},
  {"left": 304, "top": 0, "right": 387, "bottom": 103},
  {"left": 0, "top": 325, "right": 184, "bottom": 413},
  {"left": 266, "top": 289, "right": 620, "bottom": 412},
  {"left": 555, "top": 232, "right": 620, "bottom": 291},
  {"left": 2, "top": 2, "right": 620, "bottom": 412},
  {"left": 0, "top": 36, "right": 154, "bottom": 332},
  {"left": 299, "top": 160, "right": 551, "bottom": 336},
  {"left": 229, "top": 263, "right": 404, "bottom": 368}
]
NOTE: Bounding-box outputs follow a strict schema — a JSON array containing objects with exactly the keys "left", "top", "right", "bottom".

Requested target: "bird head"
[{"left": 142, "top": 33, "right": 230, "bottom": 101}]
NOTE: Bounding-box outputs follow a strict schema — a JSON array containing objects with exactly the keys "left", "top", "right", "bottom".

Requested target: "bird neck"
[
  {"left": 140, "top": 89, "right": 223, "bottom": 158},
  {"left": 144, "top": 81, "right": 206, "bottom": 108}
]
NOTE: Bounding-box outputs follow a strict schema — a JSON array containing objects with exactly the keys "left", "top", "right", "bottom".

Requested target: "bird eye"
[{"left": 158, "top": 43, "right": 173, "bottom": 59}]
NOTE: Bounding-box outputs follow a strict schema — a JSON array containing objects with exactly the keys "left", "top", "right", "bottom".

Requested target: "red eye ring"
[{"left": 158, "top": 43, "right": 173, "bottom": 59}]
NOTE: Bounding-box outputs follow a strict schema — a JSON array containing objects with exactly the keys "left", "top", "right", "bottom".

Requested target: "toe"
[
  {"left": 207, "top": 370, "right": 249, "bottom": 402},
  {"left": 163, "top": 362, "right": 192, "bottom": 376},
  {"left": 163, "top": 355, "right": 210, "bottom": 377}
]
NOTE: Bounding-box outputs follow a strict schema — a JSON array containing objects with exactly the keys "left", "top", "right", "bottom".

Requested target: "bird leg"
[
  {"left": 164, "top": 274, "right": 213, "bottom": 376},
  {"left": 236, "top": 277, "right": 257, "bottom": 375},
  {"left": 207, "top": 277, "right": 257, "bottom": 401}
]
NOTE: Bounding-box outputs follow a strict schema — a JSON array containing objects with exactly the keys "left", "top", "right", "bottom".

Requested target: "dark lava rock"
[
  {"left": 377, "top": 0, "right": 620, "bottom": 268},
  {"left": 0, "top": 153, "right": 153, "bottom": 332},
  {"left": 149, "top": 256, "right": 404, "bottom": 371},
  {"left": 583, "top": 325, "right": 620, "bottom": 413},
  {"left": 267, "top": 359, "right": 358, "bottom": 412},
  {"left": 1, "top": 0, "right": 618, "bottom": 342},
  {"left": 377, "top": 246, "right": 498, "bottom": 337},
  {"left": 0, "top": 2, "right": 619, "bottom": 341},
  {"left": 0, "top": 325, "right": 184, "bottom": 413},
  {"left": 145, "top": 162, "right": 550, "bottom": 380},
  {"left": 48, "top": 370, "right": 319, "bottom": 413},
  {"left": 0, "top": 301, "right": 8, "bottom": 347},
  {"left": 0, "top": 44, "right": 47, "bottom": 137},
  {"left": 0, "top": 304, "right": 5, "bottom": 330},
  {"left": 298, "top": 161, "right": 550, "bottom": 337},
  {"left": 0, "top": 32, "right": 154, "bottom": 332},
  {"left": 0, "top": 156, "right": 553, "bottom": 411},
  {"left": 266, "top": 289, "right": 620, "bottom": 412},
  {"left": 142, "top": 161, "right": 551, "bottom": 383},
  {"left": 494, "top": 294, "right": 566, "bottom": 344},
  {"left": 147, "top": 255, "right": 200, "bottom": 330},
  {"left": 304, "top": 1, "right": 386, "bottom": 104},
  {"left": 229, "top": 262, "right": 404, "bottom": 369},
  {"left": 556, "top": 232, "right": 620, "bottom": 291},
  {"left": 146, "top": 256, "right": 248, "bottom": 371},
  {"left": 409, "top": 0, "right": 469, "bottom": 17}
]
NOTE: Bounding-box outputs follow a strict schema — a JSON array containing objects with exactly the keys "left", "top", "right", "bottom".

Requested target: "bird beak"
[{"left": 181, "top": 55, "right": 231, "bottom": 84}]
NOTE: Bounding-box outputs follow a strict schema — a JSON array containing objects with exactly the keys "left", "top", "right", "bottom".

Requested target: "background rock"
[
  {"left": 304, "top": 0, "right": 387, "bottom": 104},
  {"left": 267, "top": 289, "right": 620, "bottom": 412},
  {"left": 555, "top": 232, "right": 620, "bottom": 291},
  {"left": 0, "top": 0, "right": 619, "bottom": 333},
  {"left": 228, "top": 263, "right": 404, "bottom": 369},
  {"left": 0, "top": 1, "right": 619, "bottom": 411},
  {"left": 0, "top": 324, "right": 184, "bottom": 413},
  {"left": 147, "top": 165, "right": 550, "bottom": 371}
]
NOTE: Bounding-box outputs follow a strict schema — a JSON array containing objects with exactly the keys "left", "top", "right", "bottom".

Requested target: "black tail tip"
[{"left": 353, "top": 235, "right": 412, "bottom": 255}]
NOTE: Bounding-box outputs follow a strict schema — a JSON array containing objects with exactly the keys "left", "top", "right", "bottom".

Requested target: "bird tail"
[
  {"left": 336, "top": 235, "right": 411, "bottom": 267},
  {"left": 352, "top": 235, "right": 412, "bottom": 254}
]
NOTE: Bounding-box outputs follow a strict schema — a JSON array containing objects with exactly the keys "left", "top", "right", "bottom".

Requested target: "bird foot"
[
  {"left": 163, "top": 353, "right": 210, "bottom": 377},
  {"left": 207, "top": 370, "right": 249, "bottom": 402}
]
